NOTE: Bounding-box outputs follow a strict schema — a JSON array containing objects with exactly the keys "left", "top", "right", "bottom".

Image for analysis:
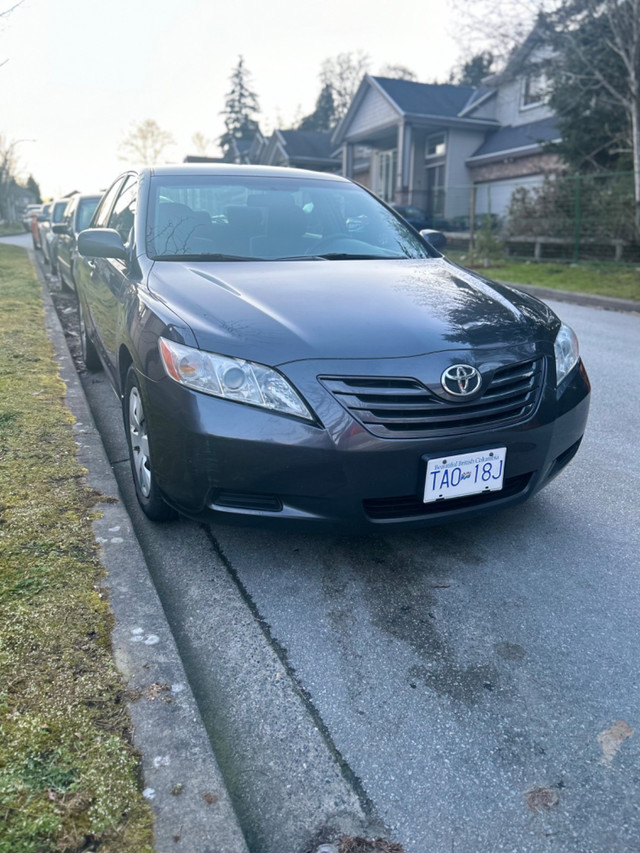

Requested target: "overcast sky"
[{"left": 1, "top": 0, "right": 469, "bottom": 198}]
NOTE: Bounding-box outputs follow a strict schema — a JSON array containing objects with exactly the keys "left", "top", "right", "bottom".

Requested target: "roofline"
[
  {"left": 288, "top": 155, "right": 341, "bottom": 164},
  {"left": 337, "top": 113, "right": 500, "bottom": 147},
  {"left": 368, "top": 75, "right": 406, "bottom": 114},
  {"left": 458, "top": 89, "right": 496, "bottom": 117},
  {"left": 332, "top": 74, "right": 404, "bottom": 146},
  {"left": 403, "top": 112, "right": 500, "bottom": 129},
  {"left": 466, "top": 137, "right": 561, "bottom": 165}
]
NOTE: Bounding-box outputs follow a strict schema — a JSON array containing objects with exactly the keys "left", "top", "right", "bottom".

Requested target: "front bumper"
[{"left": 140, "top": 357, "right": 590, "bottom": 527}]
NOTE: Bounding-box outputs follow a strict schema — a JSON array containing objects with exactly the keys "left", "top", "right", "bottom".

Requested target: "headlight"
[
  {"left": 158, "top": 337, "right": 314, "bottom": 421},
  {"left": 554, "top": 323, "right": 579, "bottom": 386}
]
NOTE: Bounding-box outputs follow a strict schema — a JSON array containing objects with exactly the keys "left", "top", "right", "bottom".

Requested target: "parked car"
[
  {"left": 31, "top": 202, "right": 50, "bottom": 250},
  {"left": 391, "top": 203, "right": 431, "bottom": 232},
  {"left": 76, "top": 164, "right": 590, "bottom": 526},
  {"left": 40, "top": 199, "right": 70, "bottom": 272},
  {"left": 22, "top": 203, "right": 41, "bottom": 232},
  {"left": 53, "top": 192, "right": 102, "bottom": 292}
]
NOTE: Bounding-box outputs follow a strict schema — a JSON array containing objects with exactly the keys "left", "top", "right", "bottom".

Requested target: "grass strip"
[
  {"left": 447, "top": 253, "right": 640, "bottom": 302},
  {"left": 0, "top": 245, "right": 153, "bottom": 852}
]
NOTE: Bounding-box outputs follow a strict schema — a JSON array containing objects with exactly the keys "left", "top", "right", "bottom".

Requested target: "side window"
[
  {"left": 63, "top": 198, "right": 76, "bottom": 226},
  {"left": 92, "top": 178, "right": 126, "bottom": 228},
  {"left": 108, "top": 177, "right": 137, "bottom": 245}
]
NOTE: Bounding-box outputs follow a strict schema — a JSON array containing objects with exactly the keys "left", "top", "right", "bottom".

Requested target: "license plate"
[{"left": 424, "top": 448, "right": 507, "bottom": 503}]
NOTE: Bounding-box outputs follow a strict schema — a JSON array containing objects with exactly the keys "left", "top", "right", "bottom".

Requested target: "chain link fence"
[{"left": 432, "top": 172, "right": 639, "bottom": 264}]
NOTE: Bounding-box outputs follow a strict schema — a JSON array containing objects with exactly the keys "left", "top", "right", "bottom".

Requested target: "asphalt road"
[
  {"left": 82, "top": 296, "right": 640, "bottom": 853},
  {"left": 11, "top": 231, "right": 639, "bottom": 853}
]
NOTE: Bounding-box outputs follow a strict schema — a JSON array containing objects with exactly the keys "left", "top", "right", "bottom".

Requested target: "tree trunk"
[{"left": 632, "top": 94, "right": 640, "bottom": 236}]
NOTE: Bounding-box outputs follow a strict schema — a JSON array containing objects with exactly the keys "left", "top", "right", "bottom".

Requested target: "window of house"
[
  {"left": 521, "top": 70, "right": 547, "bottom": 108},
  {"left": 426, "top": 133, "right": 446, "bottom": 158}
]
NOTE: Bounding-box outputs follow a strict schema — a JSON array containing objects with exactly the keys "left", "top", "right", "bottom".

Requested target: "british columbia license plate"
[{"left": 424, "top": 448, "right": 507, "bottom": 503}]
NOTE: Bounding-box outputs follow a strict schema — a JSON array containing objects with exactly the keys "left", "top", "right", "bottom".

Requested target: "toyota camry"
[{"left": 75, "top": 165, "right": 590, "bottom": 526}]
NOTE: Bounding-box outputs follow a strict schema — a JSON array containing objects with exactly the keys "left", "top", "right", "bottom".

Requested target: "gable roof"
[
  {"left": 371, "top": 77, "right": 478, "bottom": 118},
  {"left": 467, "top": 116, "right": 560, "bottom": 163},
  {"left": 277, "top": 130, "right": 336, "bottom": 160},
  {"left": 333, "top": 75, "right": 499, "bottom": 145}
]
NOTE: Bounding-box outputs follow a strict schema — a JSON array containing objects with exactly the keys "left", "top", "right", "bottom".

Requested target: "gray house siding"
[
  {"left": 349, "top": 87, "right": 398, "bottom": 138},
  {"left": 445, "top": 129, "right": 487, "bottom": 220}
]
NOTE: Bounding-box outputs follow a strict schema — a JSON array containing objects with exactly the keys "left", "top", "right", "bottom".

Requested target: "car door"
[
  {"left": 76, "top": 177, "right": 126, "bottom": 377},
  {"left": 89, "top": 176, "right": 138, "bottom": 378},
  {"left": 57, "top": 197, "right": 76, "bottom": 283}
]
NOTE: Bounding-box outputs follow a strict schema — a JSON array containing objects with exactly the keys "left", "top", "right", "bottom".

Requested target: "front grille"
[
  {"left": 321, "top": 358, "right": 544, "bottom": 438},
  {"left": 363, "top": 473, "right": 532, "bottom": 520}
]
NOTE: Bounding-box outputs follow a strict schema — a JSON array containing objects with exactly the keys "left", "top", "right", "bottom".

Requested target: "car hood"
[{"left": 148, "top": 257, "right": 557, "bottom": 365}]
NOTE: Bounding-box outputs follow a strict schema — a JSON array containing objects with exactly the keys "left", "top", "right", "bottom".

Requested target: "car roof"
[{"left": 142, "top": 163, "right": 350, "bottom": 183}]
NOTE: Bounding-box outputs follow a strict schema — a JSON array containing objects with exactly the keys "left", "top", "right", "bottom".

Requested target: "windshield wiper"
[
  {"left": 153, "top": 253, "right": 264, "bottom": 262},
  {"left": 276, "top": 252, "right": 408, "bottom": 261}
]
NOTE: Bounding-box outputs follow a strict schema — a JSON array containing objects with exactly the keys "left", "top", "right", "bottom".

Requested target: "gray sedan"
[{"left": 75, "top": 165, "right": 590, "bottom": 527}]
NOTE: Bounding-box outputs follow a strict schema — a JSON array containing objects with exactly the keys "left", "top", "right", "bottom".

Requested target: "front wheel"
[{"left": 124, "top": 366, "right": 176, "bottom": 522}]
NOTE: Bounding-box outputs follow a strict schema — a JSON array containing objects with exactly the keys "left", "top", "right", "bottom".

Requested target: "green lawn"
[
  {"left": 0, "top": 223, "right": 27, "bottom": 237},
  {"left": 446, "top": 252, "right": 640, "bottom": 302},
  {"left": 0, "top": 245, "right": 153, "bottom": 853}
]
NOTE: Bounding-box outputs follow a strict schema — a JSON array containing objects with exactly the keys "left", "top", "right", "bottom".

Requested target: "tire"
[
  {"left": 60, "top": 269, "right": 74, "bottom": 293},
  {"left": 77, "top": 300, "right": 102, "bottom": 372},
  {"left": 124, "top": 366, "right": 176, "bottom": 522}
]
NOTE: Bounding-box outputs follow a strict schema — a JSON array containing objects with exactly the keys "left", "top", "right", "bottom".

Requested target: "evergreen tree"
[
  {"left": 25, "top": 174, "right": 41, "bottom": 203},
  {"left": 454, "top": 51, "right": 495, "bottom": 86},
  {"left": 219, "top": 56, "right": 261, "bottom": 155},
  {"left": 297, "top": 85, "right": 337, "bottom": 132}
]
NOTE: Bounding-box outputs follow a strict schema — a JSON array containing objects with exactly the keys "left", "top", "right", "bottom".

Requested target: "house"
[
  {"left": 257, "top": 130, "right": 340, "bottom": 172},
  {"left": 332, "top": 26, "right": 562, "bottom": 227}
]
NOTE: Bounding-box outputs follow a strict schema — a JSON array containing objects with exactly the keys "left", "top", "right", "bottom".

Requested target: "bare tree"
[
  {"left": 378, "top": 63, "right": 418, "bottom": 81},
  {"left": 545, "top": 0, "right": 640, "bottom": 232},
  {"left": 320, "top": 52, "right": 371, "bottom": 122},
  {"left": 0, "top": 135, "right": 33, "bottom": 221},
  {"left": 0, "top": 1, "right": 24, "bottom": 68},
  {"left": 191, "top": 132, "right": 216, "bottom": 157},
  {"left": 118, "top": 119, "right": 175, "bottom": 165},
  {"left": 449, "top": 0, "right": 560, "bottom": 66}
]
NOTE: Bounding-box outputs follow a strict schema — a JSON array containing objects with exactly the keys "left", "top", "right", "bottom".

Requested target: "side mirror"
[
  {"left": 52, "top": 223, "right": 68, "bottom": 235},
  {"left": 420, "top": 228, "right": 447, "bottom": 252},
  {"left": 78, "top": 228, "right": 128, "bottom": 261}
]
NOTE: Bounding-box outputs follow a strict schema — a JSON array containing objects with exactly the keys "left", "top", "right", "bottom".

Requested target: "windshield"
[
  {"left": 146, "top": 174, "right": 435, "bottom": 262},
  {"left": 77, "top": 197, "right": 100, "bottom": 232}
]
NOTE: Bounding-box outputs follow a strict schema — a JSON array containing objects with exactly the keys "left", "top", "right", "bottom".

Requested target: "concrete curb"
[{"left": 37, "top": 255, "right": 250, "bottom": 853}]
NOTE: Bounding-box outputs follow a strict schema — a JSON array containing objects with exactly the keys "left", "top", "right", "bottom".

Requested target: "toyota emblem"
[{"left": 441, "top": 364, "right": 482, "bottom": 396}]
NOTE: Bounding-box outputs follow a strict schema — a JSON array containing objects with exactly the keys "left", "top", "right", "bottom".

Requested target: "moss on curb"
[{"left": 0, "top": 245, "right": 154, "bottom": 852}]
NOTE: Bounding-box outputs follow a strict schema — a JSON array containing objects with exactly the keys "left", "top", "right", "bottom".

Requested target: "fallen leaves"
[{"left": 598, "top": 720, "right": 634, "bottom": 767}]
